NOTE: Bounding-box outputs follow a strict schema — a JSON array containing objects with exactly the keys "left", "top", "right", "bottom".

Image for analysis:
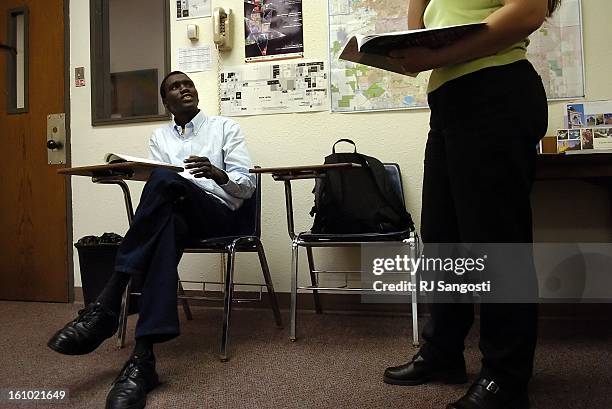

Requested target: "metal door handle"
[{"left": 47, "top": 139, "right": 63, "bottom": 151}]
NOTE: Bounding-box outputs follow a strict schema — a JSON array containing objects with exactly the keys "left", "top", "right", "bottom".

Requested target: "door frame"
[{"left": 63, "top": 0, "right": 74, "bottom": 302}]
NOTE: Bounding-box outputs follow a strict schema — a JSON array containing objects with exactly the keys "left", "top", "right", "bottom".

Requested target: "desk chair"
[
  {"left": 288, "top": 163, "right": 420, "bottom": 345},
  {"left": 116, "top": 172, "right": 283, "bottom": 361}
]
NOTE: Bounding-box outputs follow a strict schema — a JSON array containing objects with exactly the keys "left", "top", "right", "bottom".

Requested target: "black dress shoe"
[
  {"left": 447, "top": 378, "right": 530, "bottom": 409},
  {"left": 47, "top": 302, "right": 118, "bottom": 355},
  {"left": 106, "top": 353, "right": 160, "bottom": 409},
  {"left": 383, "top": 354, "right": 467, "bottom": 386}
]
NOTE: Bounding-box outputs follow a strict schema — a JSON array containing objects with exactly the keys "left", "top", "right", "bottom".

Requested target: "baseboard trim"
[{"left": 73, "top": 287, "right": 612, "bottom": 319}]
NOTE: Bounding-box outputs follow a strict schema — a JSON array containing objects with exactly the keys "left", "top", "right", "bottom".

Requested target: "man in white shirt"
[{"left": 47, "top": 71, "right": 255, "bottom": 409}]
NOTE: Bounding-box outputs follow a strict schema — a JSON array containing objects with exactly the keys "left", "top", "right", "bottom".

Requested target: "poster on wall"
[
  {"left": 244, "top": 0, "right": 304, "bottom": 63},
  {"left": 220, "top": 60, "right": 328, "bottom": 116},
  {"left": 176, "top": 0, "right": 211, "bottom": 20}
]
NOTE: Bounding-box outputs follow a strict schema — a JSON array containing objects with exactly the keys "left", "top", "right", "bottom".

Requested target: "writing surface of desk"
[
  {"left": 536, "top": 153, "right": 612, "bottom": 180},
  {"left": 535, "top": 153, "right": 612, "bottom": 221},
  {"left": 59, "top": 162, "right": 183, "bottom": 224},
  {"left": 252, "top": 163, "right": 358, "bottom": 180},
  {"left": 58, "top": 162, "right": 183, "bottom": 181}
]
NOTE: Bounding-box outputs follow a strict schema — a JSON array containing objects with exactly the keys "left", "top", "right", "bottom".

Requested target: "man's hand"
[{"left": 184, "top": 156, "right": 229, "bottom": 185}]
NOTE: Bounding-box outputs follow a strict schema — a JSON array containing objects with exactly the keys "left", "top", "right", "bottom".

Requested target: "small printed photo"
[
  {"left": 557, "top": 139, "right": 581, "bottom": 153},
  {"left": 605, "top": 113, "right": 612, "bottom": 125},
  {"left": 568, "top": 129, "right": 581, "bottom": 139},
  {"left": 567, "top": 104, "right": 585, "bottom": 128},
  {"left": 557, "top": 129, "right": 569, "bottom": 140},
  {"left": 594, "top": 128, "right": 611, "bottom": 139},
  {"left": 581, "top": 129, "right": 594, "bottom": 149},
  {"left": 596, "top": 114, "right": 605, "bottom": 126},
  {"left": 586, "top": 115, "right": 597, "bottom": 127}
]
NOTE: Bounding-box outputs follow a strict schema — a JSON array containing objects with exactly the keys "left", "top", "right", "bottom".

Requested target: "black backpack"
[{"left": 310, "top": 139, "right": 415, "bottom": 234}]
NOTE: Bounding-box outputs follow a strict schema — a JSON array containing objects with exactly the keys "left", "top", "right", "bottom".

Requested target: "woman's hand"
[{"left": 387, "top": 46, "right": 445, "bottom": 74}]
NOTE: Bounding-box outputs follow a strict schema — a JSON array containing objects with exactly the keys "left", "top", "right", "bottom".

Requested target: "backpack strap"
[
  {"left": 361, "top": 155, "right": 415, "bottom": 231},
  {"left": 332, "top": 139, "right": 357, "bottom": 154}
]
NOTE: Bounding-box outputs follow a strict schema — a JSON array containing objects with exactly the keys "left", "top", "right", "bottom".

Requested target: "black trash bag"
[
  {"left": 76, "top": 232, "right": 123, "bottom": 247},
  {"left": 75, "top": 233, "right": 140, "bottom": 314}
]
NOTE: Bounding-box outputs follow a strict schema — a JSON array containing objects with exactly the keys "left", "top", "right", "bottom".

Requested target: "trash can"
[{"left": 75, "top": 233, "right": 139, "bottom": 314}]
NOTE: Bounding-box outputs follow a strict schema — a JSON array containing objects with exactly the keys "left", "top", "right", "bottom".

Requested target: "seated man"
[{"left": 47, "top": 71, "right": 255, "bottom": 409}]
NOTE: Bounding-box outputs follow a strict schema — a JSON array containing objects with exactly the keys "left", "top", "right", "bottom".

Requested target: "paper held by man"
[
  {"left": 104, "top": 153, "right": 180, "bottom": 169},
  {"left": 339, "top": 22, "right": 486, "bottom": 77}
]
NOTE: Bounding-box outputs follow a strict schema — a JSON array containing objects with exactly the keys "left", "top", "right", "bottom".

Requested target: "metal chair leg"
[
  {"left": 219, "top": 245, "right": 236, "bottom": 362},
  {"left": 409, "top": 236, "right": 420, "bottom": 347},
  {"left": 116, "top": 278, "right": 132, "bottom": 348},
  {"left": 290, "top": 239, "right": 299, "bottom": 342},
  {"left": 256, "top": 240, "right": 283, "bottom": 328},
  {"left": 306, "top": 247, "right": 323, "bottom": 314},
  {"left": 410, "top": 262, "right": 420, "bottom": 347},
  {"left": 177, "top": 280, "right": 193, "bottom": 320}
]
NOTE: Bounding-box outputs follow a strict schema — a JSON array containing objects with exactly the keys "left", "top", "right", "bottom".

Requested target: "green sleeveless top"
[{"left": 423, "top": 0, "right": 528, "bottom": 93}]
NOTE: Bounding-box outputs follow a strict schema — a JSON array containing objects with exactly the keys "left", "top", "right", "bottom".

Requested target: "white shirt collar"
[{"left": 173, "top": 110, "right": 207, "bottom": 137}]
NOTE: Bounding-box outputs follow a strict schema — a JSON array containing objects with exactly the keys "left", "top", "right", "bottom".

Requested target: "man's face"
[{"left": 162, "top": 73, "right": 199, "bottom": 116}]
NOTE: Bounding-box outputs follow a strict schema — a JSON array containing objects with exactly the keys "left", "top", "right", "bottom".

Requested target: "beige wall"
[{"left": 69, "top": 0, "right": 612, "bottom": 291}]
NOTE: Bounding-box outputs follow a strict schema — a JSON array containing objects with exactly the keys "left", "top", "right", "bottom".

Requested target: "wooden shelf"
[{"left": 536, "top": 153, "right": 612, "bottom": 180}]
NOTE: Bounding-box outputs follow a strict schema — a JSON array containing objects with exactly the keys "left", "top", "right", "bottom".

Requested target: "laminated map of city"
[{"left": 329, "top": 0, "right": 585, "bottom": 112}]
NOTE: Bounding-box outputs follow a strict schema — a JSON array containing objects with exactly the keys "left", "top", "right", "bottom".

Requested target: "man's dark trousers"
[
  {"left": 115, "top": 168, "right": 236, "bottom": 342},
  {"left": 418, "top": 61, "right": 548, "bottom": 391}
]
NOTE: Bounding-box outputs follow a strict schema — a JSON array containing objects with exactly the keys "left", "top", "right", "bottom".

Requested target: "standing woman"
[{"left": 383, "top": 1, "right": 560, "bottom": 409}]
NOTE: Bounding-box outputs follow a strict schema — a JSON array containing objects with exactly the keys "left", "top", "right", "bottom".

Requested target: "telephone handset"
[{"left": 213, "top": 7, "right": 232, "bottom": 51}]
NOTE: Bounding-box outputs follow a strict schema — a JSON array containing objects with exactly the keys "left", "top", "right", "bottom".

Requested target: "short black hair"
[{"left": 159, "top": 70, "right": 188, "bottom": 99}]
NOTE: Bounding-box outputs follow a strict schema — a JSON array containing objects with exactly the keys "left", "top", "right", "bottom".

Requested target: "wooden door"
[{"left": 0, "top": 0, "right": 69, "bottom": 301}]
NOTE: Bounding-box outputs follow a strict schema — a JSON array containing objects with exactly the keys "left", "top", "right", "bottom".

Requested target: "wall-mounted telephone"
[{"left": 213, "top": 7, "right": 232, "bottom": 51}]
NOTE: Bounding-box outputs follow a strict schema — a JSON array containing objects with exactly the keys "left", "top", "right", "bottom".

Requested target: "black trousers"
[
  {"left": 115, "top": 169, "right": 236, "bottom": 341},
  {"left": 418, "top": 60, "right": 548, "bottom": 390}
]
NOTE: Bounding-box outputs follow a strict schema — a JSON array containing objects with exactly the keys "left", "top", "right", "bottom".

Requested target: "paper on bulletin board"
[
  {"left": 219, "top": 60, "right": 328, "bottom": 116},
  {"left": 177, "top": 47, "right": 212, "bottom": 73},
  {"left": 176, "top": 0, "right": 211, "bottom": 20}
]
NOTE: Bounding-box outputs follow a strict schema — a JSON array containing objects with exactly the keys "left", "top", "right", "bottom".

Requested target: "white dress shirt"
[{"left": 148, "top": 111, "right": 255, "bottom": 210}]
